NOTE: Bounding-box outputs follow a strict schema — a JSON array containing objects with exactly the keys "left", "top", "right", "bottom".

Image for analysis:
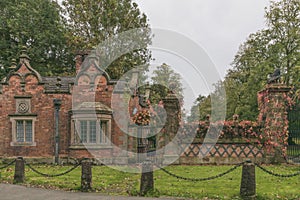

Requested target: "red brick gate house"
[
  {"left": 0, "top": 48, "right": 131, "bottom": 164},
  {"left": 2, "top": 48, "right": 290, "bottom": 165}
]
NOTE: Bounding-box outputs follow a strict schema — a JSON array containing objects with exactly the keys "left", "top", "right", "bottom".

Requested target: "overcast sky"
[{"left": 135, "top": 0, "right": 270, "bottom": 77}]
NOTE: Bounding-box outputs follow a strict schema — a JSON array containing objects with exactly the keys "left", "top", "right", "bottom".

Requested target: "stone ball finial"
[
  {"left": 19, "top": 46, "right": 30, "bottom": 61},
  {"left": 9, "top": 59, "right": 17, "bottom": 69},
  {"left": 233, "top": 114, "right": 239, "bottom": 121},
  {"left": 205, "top": 114, "right": 210, "bottom": 121},
  {"left": 21, "top": 45, "right": 27, "bottom": 52}
]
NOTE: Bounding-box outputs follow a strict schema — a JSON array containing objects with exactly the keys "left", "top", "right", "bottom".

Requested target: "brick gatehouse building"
[
  {"left": 0, "top": 48, "right": 135, "bottom": 164},
  {"left": 1, "top": 48, "right": 294, "bottom": 165}
]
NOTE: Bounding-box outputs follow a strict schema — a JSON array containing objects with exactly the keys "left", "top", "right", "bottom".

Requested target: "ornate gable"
[
  {"left": 4, "top": 46, "right": 43, "bottom": 85},
  {"left": 75, "top": 50, "right": 111, "bottom": 86}
]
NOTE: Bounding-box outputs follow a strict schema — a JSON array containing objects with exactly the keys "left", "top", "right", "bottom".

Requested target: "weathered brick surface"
[
  {"left": 0, "top": 54, "right": 128, "bottom": 162},
  {"left": 0, "top": 72, "right": 72, "bottom": 157}
]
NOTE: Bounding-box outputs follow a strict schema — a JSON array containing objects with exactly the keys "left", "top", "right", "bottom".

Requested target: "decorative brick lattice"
[{"left": 180, "top": 143, "right": 264, "bottom": 158}]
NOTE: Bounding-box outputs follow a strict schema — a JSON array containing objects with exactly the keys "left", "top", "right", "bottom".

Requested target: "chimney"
[{"left": 75, "top": 50, "right": 89, "bottom": 74}]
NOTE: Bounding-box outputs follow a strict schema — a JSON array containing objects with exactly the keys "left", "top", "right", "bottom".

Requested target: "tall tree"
[
  {"left": 150, "top": 63, "right": 183, "bottom": 104},
  {"left": 266, "top": 0, "right": 300, "bottom": 84},
  {"left": 187, "top": 94, "right": 209, "bottom": 122},
  {"left": 0, "top": 0, "right": 72, "bottom": 77},
  {"left": 62, "top": 0, "right": 152, "bottom": 79},
  {"left": 222, "top": 0, "right": 300, "bottom": 120}
]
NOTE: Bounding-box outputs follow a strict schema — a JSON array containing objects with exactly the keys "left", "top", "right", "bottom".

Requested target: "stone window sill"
[
  {"left": 10, "top": 142, "right": 36, "bottom": 147},
  {"left": 69, "top": 144, "right": 113, "bottom": 150}
]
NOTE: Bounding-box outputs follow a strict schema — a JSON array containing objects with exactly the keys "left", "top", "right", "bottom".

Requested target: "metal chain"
[
  {"left": 0, "top": 159, "right": 16, "bottom": 170},
  {"left": 155, "top": 162, "right": 245, "bottom": 182},
  {"left": 254, "top": 163, "right": 300, "bottom": 178},
  {"left": 25, "top": 162, "right": 81, "bottom": 177}
]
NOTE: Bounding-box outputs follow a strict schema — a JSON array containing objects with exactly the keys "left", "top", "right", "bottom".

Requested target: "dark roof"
[{"left": 42, "top": 77, "right": 75, "bottom": 93}]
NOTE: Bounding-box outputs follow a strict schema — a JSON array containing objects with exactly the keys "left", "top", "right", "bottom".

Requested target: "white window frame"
[
  {"left": 10, "top": 116, "right": 37, "bottom": 146},
  {"left": 70, "top": 114, "right": 112, "bottom": 149}
]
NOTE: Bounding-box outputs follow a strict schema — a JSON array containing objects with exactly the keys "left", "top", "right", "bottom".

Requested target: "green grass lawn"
[{"left": 0, "top": 163, "right": 299, "bottom": 200}]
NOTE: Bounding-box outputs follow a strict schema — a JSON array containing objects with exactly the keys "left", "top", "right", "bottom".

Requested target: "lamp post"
[
  {"left": 54, "top": 99, "right": 62, "bottom": 164},
  {"left": 129, "top": 68, "right": 152, "bottom": 162}
]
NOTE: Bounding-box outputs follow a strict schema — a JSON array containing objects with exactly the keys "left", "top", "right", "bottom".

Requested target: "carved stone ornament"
[
  {"left": 17, "top": 101, "right": 29, "bottom": 113},
  {"left": 15, "top": 98, "right": 31, "bottom": 114}
]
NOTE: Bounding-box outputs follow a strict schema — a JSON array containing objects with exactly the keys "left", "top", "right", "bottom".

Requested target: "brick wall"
[
  {"left": 0, "top": 71, "right": 72, "bottom": 158},
  {"left": 0, "top": 54, "right": 128, "bottom": 163}
]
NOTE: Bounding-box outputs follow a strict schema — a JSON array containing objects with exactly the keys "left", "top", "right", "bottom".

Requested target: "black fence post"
[
  {"left": 240, "top": 160, "right": 256, "bottom": 199},
  {"left": 140, "top": 159, "right": 154, "bottom": 196},
  {"left": 14, "top": 157, "right": 25, "bottom": 184},
  {"left": 81, "top": 159, "right": 92, "bottom": 192}
]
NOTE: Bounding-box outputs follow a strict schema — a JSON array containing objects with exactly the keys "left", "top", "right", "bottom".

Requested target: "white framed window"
[
  {"left": 70, "top": 102, "right": 112, "bottom": 149},
  {"left": 71, "top": 116, "right": 111, "bottom": 148},
  {"left": 16, "top": 120, "right": 33, "bottom": 142},
  {"left": 99, "top": 120, "right": 108, "bottom": 144},
  {"left": 79, "top": 120, "right": 96, "bottom": 143},
  {"left": 75, "top": 119, "right": 110, "bottom": 145},
  {"left": 10, "top": 116, "right": 37, "bottom": 146}
]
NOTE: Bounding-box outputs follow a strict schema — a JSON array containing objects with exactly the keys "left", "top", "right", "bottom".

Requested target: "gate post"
[
  {"left": 162, "top": 89, "right": 181, "bottom": 165},
  {"left": 258, "top": 83, "right": 291, "bottom": 163},
  {"left": 14, "top": 157, "right": 25, "bottom": 184}
]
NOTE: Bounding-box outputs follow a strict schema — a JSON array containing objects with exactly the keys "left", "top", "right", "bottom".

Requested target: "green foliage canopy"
[
  {"left": 62, "top": 0, "right": 152, "bottom": 80},
  {"left": 0, "top": 0, "right": 72, "bottom": 77}
]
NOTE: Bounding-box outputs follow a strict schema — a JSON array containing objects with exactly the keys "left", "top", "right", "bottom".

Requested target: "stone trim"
[
  {"left": 10, "top": 116, "right": 37, "bottom": 147},
  {"left": 8, "top": 114, "right": 37, "bottom": 117},
  {"left": 14, "top": 96, "right": 32, "bottom": 99},
  {"left": 69, "top": 144, "right": 113, "bottom": 150}
]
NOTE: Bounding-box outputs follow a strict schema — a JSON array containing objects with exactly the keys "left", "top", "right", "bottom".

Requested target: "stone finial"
[
  {"left": 19, "top": 46, "right": 30, "bottom": 63},
  {"left": 233, "top": 114, "right": 239, "bottom": 121},
  {"left": 205, "top": 114, "right": 210, "bottom": 122},
  {"left": 56, "top": 77, "right": 62, "bottom": 89},
  {"left": 9, "top": 59, "right": 17, "bottom": 70}
]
